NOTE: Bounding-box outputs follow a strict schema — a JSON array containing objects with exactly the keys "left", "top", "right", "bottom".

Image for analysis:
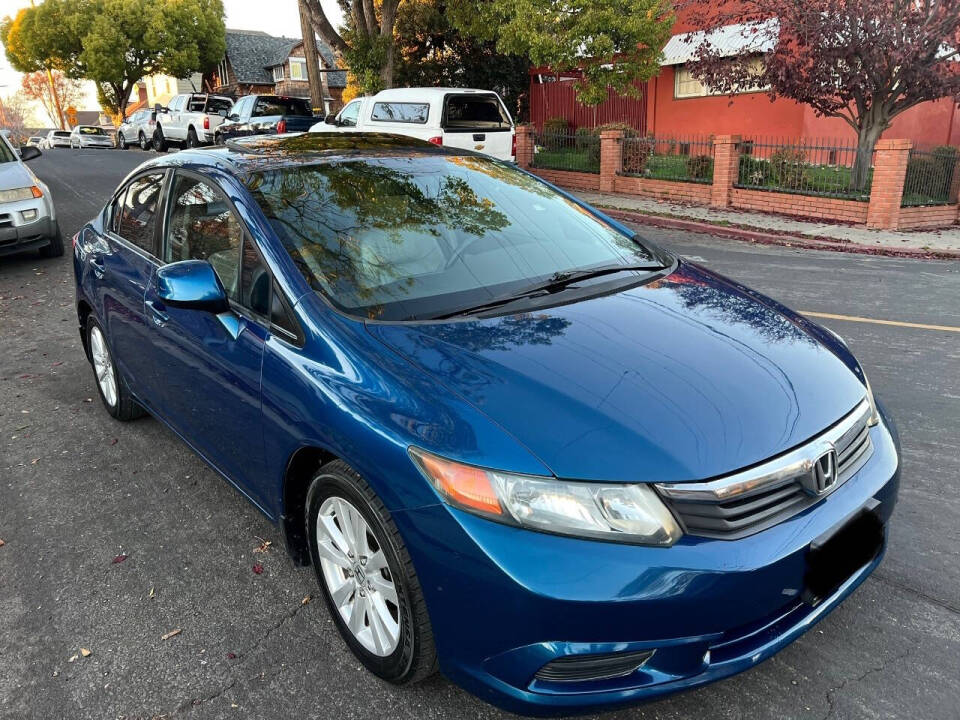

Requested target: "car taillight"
[
  {"left": 511, "top": 133, "right": 516, "bottom": 159},
  {"left": 277, "top": 119, "right": 287, "bottom": 134},
  {"left": 203, "top": 116, "right": 210, "bottom": 130},
  {"left": 428, "top": 136, "right": 442, "bottom": 146}
]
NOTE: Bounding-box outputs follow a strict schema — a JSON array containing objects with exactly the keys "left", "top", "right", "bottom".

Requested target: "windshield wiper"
[{"left": 434, "top": 263, "right": 663, "bottom": 319}]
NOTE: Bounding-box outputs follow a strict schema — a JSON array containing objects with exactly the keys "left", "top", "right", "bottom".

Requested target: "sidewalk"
[{"left": 573, "top": 191, "right": 960, "bottom": 259}]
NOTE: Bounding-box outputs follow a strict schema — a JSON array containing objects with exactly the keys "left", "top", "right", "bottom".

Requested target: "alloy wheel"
[
  {"left": 89, "top": 326, "right": 117, "bottom": 408},
  {"left": 315, "top": 496, "right": 401, "bottom": 657}
]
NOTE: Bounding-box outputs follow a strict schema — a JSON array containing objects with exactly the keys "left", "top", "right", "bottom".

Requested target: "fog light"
[
  {"left": 534, "top": 649, "right": 655, "bottom": 683},
  {"left": 21, "top": 209, "right": 38, "bottom": 221}
]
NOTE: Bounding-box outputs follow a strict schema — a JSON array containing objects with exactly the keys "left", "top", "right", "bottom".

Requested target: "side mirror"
[
  {"left": 19, "top": 145, "right": 42, "bottom": 161},
  {"left": 228, "top": 113, "right": 240, "bottom": 122},
  {"left": 324, "top": 113, "right": 339, "bottom": 126},
  {"left": 156, "top": 260, "right": 229, "bottom": 313}
]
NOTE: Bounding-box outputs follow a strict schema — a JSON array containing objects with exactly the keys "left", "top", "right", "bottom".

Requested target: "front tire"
[
  {"left": 306, "top": 461, "right": 437, "bottom": 684},
  {"left": 38, "top": 221, "right": 64, "bottom": 258},
  {"left": 85, "top": 317, "right": 146, "bottom": 421}
]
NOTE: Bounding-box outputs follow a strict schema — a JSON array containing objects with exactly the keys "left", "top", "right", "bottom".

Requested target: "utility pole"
[{"left": 298, "top": 0, "right": 328, "bottom": 115}]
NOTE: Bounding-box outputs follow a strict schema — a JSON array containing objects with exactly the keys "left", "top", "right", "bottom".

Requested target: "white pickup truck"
[
  {"left": 310, "top": 88, "right": 516, "bottom": 162},
  {"left": 153, "top": 93, "right": 234, "bottom": 151}
]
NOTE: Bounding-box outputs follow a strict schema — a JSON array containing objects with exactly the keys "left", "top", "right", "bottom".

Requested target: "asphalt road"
[{"left": 1, "top": 147, "right": 959, "bottom": 720}]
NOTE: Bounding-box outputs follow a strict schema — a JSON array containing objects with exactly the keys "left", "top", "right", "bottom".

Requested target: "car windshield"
[
  {"left": 79, "top": 127, "right": 104, "bottom": 135},
  {"left": 54, "top": 131, "right": 70, "bottom": 137},
  {"left": 0, "top": 139, "right": 16, "bottom": 163},
  {"left": 246, "top": 154, "right": 663, "bottom": 321}
]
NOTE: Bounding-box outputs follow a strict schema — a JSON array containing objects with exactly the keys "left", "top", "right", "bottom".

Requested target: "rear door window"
[
  {"left": 206, "top": 97, "right": 233, "bottom": 115},
  {"left": 115, "top": 172, "right": 165, "bottom": 254},
  {"left": 370, "top": 102, "right": 429, "bottom": 124},
  {"left": 443, "top": 95, "right": 512, "bottom": 131}
]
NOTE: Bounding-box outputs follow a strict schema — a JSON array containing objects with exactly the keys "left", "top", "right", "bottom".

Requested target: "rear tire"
[
  {"left": 186, "top": 127, "right": 199, "bottom": 148},
  {"left": 117, "top": 132, "right": 127, "bottom": 150},
  {"left": 139, "top": 132, "right": 150, "bottom": 151},
  {"left": 38, "top": 222, "right": 64, "bottom": 258},
  {"left": 153, "top": 128, "right": 168, "bottom": 152},
  {"left": 85, "top": 316, "right": 147, "bottom": 421},
  {"left": 306, "top": 461, "right": 437, "bottom": 685}
]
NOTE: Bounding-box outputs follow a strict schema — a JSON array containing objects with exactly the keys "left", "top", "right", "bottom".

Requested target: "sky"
[{"left": 0, "top": 0, "right": 345, "bottom": 123}]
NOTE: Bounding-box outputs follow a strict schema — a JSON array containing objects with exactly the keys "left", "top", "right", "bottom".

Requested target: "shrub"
[
  {"left": 769, "top": 147, "right": 809, "bottom": 190},
  {"left": 904, "top": 146, "right": 959, "bottom": 202},
  {"left": 686, "top": 154, "right": 714, "bottom": 181},
  {"left": 574, "top": 127, "right": 601, "bottom": 166},
  {"left": 541, "top": 117, "right": 569, "bottom": 150}
]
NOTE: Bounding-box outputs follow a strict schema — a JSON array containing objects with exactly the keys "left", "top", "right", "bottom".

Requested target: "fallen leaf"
[
  {"left": 80, "top": 648, "right": 91, "bottom": 658},
  {"left": 301, "top": 595, "right": 311, "bottom": 605},
  {"left": 148, "top": 587, "right": 155, "bottom": 598},
  {"left": 253, "top": 539, "right": 272, "bottom": 553},
  {"left": 112, "top": 554, "right": 128, "bottom": 564},
  {"left": 252, "top": 563, "right": 264, "bottom": 575},
  {"left": 226, "top": 652, "right": 237, "bottom": 659},
  {"left": 0, "top": 539, "right": 5, "bottom": 548},
  {"left": 51, "top": 362, "right": 64, "bottom": 367},
  {"left": 68, "top": 654, "right": 78, "bottom": 663},
  {"left": 109, "top": 438, "right": 118, "bottom": 446},
  {"left": 31, "top": 458, "right": 39, "bottom": 465},
  {"left": 161, "top": 628, "right": 181, "bottom": 641},
  {"left": 83, "top": 398, "right": 93, "bottom": 403}
]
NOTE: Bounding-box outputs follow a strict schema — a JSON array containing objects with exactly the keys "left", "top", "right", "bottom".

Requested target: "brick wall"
[
  {"left": 513, "top": 126, "right": 958, "bottom": 230},
  {"left": 731, "top": 189, "right": 869, "bottom": 224}
]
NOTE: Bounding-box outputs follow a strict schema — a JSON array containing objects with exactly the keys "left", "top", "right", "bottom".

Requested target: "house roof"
[
  {"left": 225, "top": 29, "right": 347, "bottom": 88},
  {"left": 660, "top": 19, "right": 779, "bottom": 66}
]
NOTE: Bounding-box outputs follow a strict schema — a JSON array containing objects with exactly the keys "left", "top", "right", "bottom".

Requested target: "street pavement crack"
[
  {"left": 872, "top": 571, "right": 960, "bottom": 616},
  {"left": 819, "top": 647, "right": 914, "bottom": 720}
]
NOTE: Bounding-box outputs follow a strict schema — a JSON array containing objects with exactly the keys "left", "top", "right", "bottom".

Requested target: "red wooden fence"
[{"left": 528, "top": 78, "right": 647, "bottom": 132}]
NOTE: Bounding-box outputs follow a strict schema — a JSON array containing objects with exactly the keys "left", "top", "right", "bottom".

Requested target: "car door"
[
  {"left": 166, "top": 95, "right": 185, "bottom": 139},
  {"left": 96, "top": 170, "right": 168, "bottom": 397},
  {"left": 140, "top": 170, "right": 269, "bottom": 504},
  {"left": 335, "top": 99, "right": 362, "bottom": 131}
]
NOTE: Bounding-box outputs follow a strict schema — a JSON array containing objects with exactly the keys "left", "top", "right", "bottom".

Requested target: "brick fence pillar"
[
  {"left": 515, "top": 125, "right": 535, "bottom": 168},
  {"left": 711, "top": 135, "right": 741, "bottom": 208},
  {"left": 867, "top": 139, "right": 912, "bottom": 230},
  {"left": 599, "top": 129, "right": 624, "bottom": 192}
]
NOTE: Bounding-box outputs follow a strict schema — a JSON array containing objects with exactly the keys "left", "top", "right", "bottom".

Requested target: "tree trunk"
[
  {"left": 851, "top": 121, "right": 885, "bottom": 192},
  {"left": 380, "top": 41, "right": 395, "bottom": 89}
]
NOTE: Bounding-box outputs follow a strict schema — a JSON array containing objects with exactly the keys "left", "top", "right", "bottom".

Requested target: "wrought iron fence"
[
  {"left": 620, "top": 135, "right": 714, "bottom": 183},
  {"left": 735, "top": 137, "right": 872, "bottom": 201},
  {"left": 531, "top": 131, "right": 601, "bottom": 174},
  {"left": 902, "top": 145, "right": 960, "bottom": 207}
]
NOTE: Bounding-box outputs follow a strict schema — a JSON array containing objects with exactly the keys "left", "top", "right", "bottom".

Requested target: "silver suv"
[{"left": 117, "top": 109, "right": 156, "bottom": 150}]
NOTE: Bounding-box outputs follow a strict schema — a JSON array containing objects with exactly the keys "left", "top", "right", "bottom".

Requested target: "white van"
[{"left": 310, "top": 88, "right": 516, "bottom": 161}]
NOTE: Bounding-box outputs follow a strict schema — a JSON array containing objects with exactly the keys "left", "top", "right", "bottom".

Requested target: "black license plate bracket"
[{"left": 804, "top": 510, "right": 884, "bottom": 605}]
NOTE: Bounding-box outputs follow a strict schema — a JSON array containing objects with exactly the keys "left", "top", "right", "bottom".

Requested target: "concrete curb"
[{"left": 599, "top": 207, "right": 960, "bottom": 261}]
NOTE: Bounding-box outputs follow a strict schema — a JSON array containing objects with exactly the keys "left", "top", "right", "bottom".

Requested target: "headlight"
[
  {"left": 0, "top": 186, "right": 42, "bottom": 203},
  {"left": 864, "top": 374, "right": 880, "bottom": 426},
  {"left": 409, "top": 448, "right": 681, "bottom": 546}
]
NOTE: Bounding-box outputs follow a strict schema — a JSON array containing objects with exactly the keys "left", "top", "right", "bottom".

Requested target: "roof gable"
[{"left": 225, "top": 29, "right": 347, "bottom": 88}]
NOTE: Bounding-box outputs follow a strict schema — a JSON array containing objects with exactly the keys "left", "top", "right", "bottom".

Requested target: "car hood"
[
  {"left": 366, "top": 263, "right": 868, "bottom": 483},
  {"left": 0, "top": 161, "right": 35, "bottom": 192}
]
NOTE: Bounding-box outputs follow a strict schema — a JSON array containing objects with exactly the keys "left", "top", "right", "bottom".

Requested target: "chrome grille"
[{"left": 656, "top": 399, "right": 874, "bottom": 539}]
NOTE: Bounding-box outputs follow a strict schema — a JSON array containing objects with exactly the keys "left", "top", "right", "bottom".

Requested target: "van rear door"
[{"left": 441, "top": 93, "right": 514, "bottom": 161}]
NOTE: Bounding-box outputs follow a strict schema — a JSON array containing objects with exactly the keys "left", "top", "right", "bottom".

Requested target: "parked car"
[
  {"left": 70, "top": 125, "right": 114, "bottom": 149},
  {"left": 25, "top": 136, "right": 44, "bottom": 148},
  {"left": 44, "top": 130, "right": 72, "bottom": 148},
  {"left": 73, "top": 133, "right": 899, "bottom": 716},
  {"left": 0, "top": 133, "right": 61, "bottom": 258},
  {"left": 216, "top": 95, "right": 318, "bottom": 144},
  {"left": 152, "top": 93, "right": 234, "bottom": 151},
  {"left": 117, "top": 109, "right": 156, "bottom": 150},
  {"left": 311, "top": 88, "right": 516, "bottom": 161}
]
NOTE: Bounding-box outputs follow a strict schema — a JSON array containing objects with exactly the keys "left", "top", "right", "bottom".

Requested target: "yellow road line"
[{"left": 801, "top": 310, "right": 960, "bottom": 334}]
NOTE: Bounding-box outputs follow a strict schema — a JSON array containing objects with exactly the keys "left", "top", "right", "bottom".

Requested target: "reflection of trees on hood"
[
  {"left": 668, "top": 278, "right": 813, "bottom": 346},
  {"left": 423, "top": 313, "right": 572, "bottom": 353}
]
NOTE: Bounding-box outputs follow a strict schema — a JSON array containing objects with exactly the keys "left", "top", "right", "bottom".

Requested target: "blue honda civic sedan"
[{"left": 73, "top": 133, "right": 899, "bottom": 715}]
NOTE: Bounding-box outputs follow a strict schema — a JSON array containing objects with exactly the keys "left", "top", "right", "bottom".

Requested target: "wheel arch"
[{"left": 281, "top": 444, "right": 340, "bottom": 565}]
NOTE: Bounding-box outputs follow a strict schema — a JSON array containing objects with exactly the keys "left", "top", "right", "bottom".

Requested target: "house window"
[
  {"left": 217, "top": 59, "right": 229, "bottom": 87},
  {"left": 272, "top": 65, "right": 285, "bottom": 82},
  {"left": 674, "top": 58, "right": 766, "bottom": 99},
  {"left": 289, "top": 58, "right": 307, "bottom": 81}
]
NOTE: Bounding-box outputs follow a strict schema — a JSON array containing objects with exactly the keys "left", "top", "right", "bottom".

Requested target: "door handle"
[
  {"left": 145, "top": 299, "right": 169, "bottom": 327},
  {"left": 90, "top": 255, "right": 106, "bottom": 279}
]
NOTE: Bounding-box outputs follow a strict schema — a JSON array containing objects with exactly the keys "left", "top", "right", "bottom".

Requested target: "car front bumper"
[
  {"left": 393, "top": 407, "right": 901, "bottom": 716},
  {"left": 0, "top": 194, "right": 56, "bottom": 256}
]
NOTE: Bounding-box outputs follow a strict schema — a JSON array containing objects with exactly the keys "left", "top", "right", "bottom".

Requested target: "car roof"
[
  {"left": 369, "top": 87, "right": 500, "bottom": 102},
  {"left": 137, "top": 132, "right": 481, "bottom": 175}
]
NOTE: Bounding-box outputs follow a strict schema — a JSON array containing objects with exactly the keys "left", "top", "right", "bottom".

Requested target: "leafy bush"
[
  {"left": 686, "top": 154, "right": 714, "bottom": 181},
  {"left": 622, "top": 132, "right": 655, "bottom": 174},
  {"left": 574, "top": 127, "right": 601, "bottom": 165},
  {"left": 540, "top": 117, "right": 570, "bottom": 150},
  {"left": 769, "top": 147, "right": 809, "bottom": 190}
]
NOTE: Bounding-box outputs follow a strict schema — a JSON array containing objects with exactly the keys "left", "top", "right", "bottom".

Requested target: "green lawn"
[{"left": 532, "top": 147, "right": 600, "bottom": 173}]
